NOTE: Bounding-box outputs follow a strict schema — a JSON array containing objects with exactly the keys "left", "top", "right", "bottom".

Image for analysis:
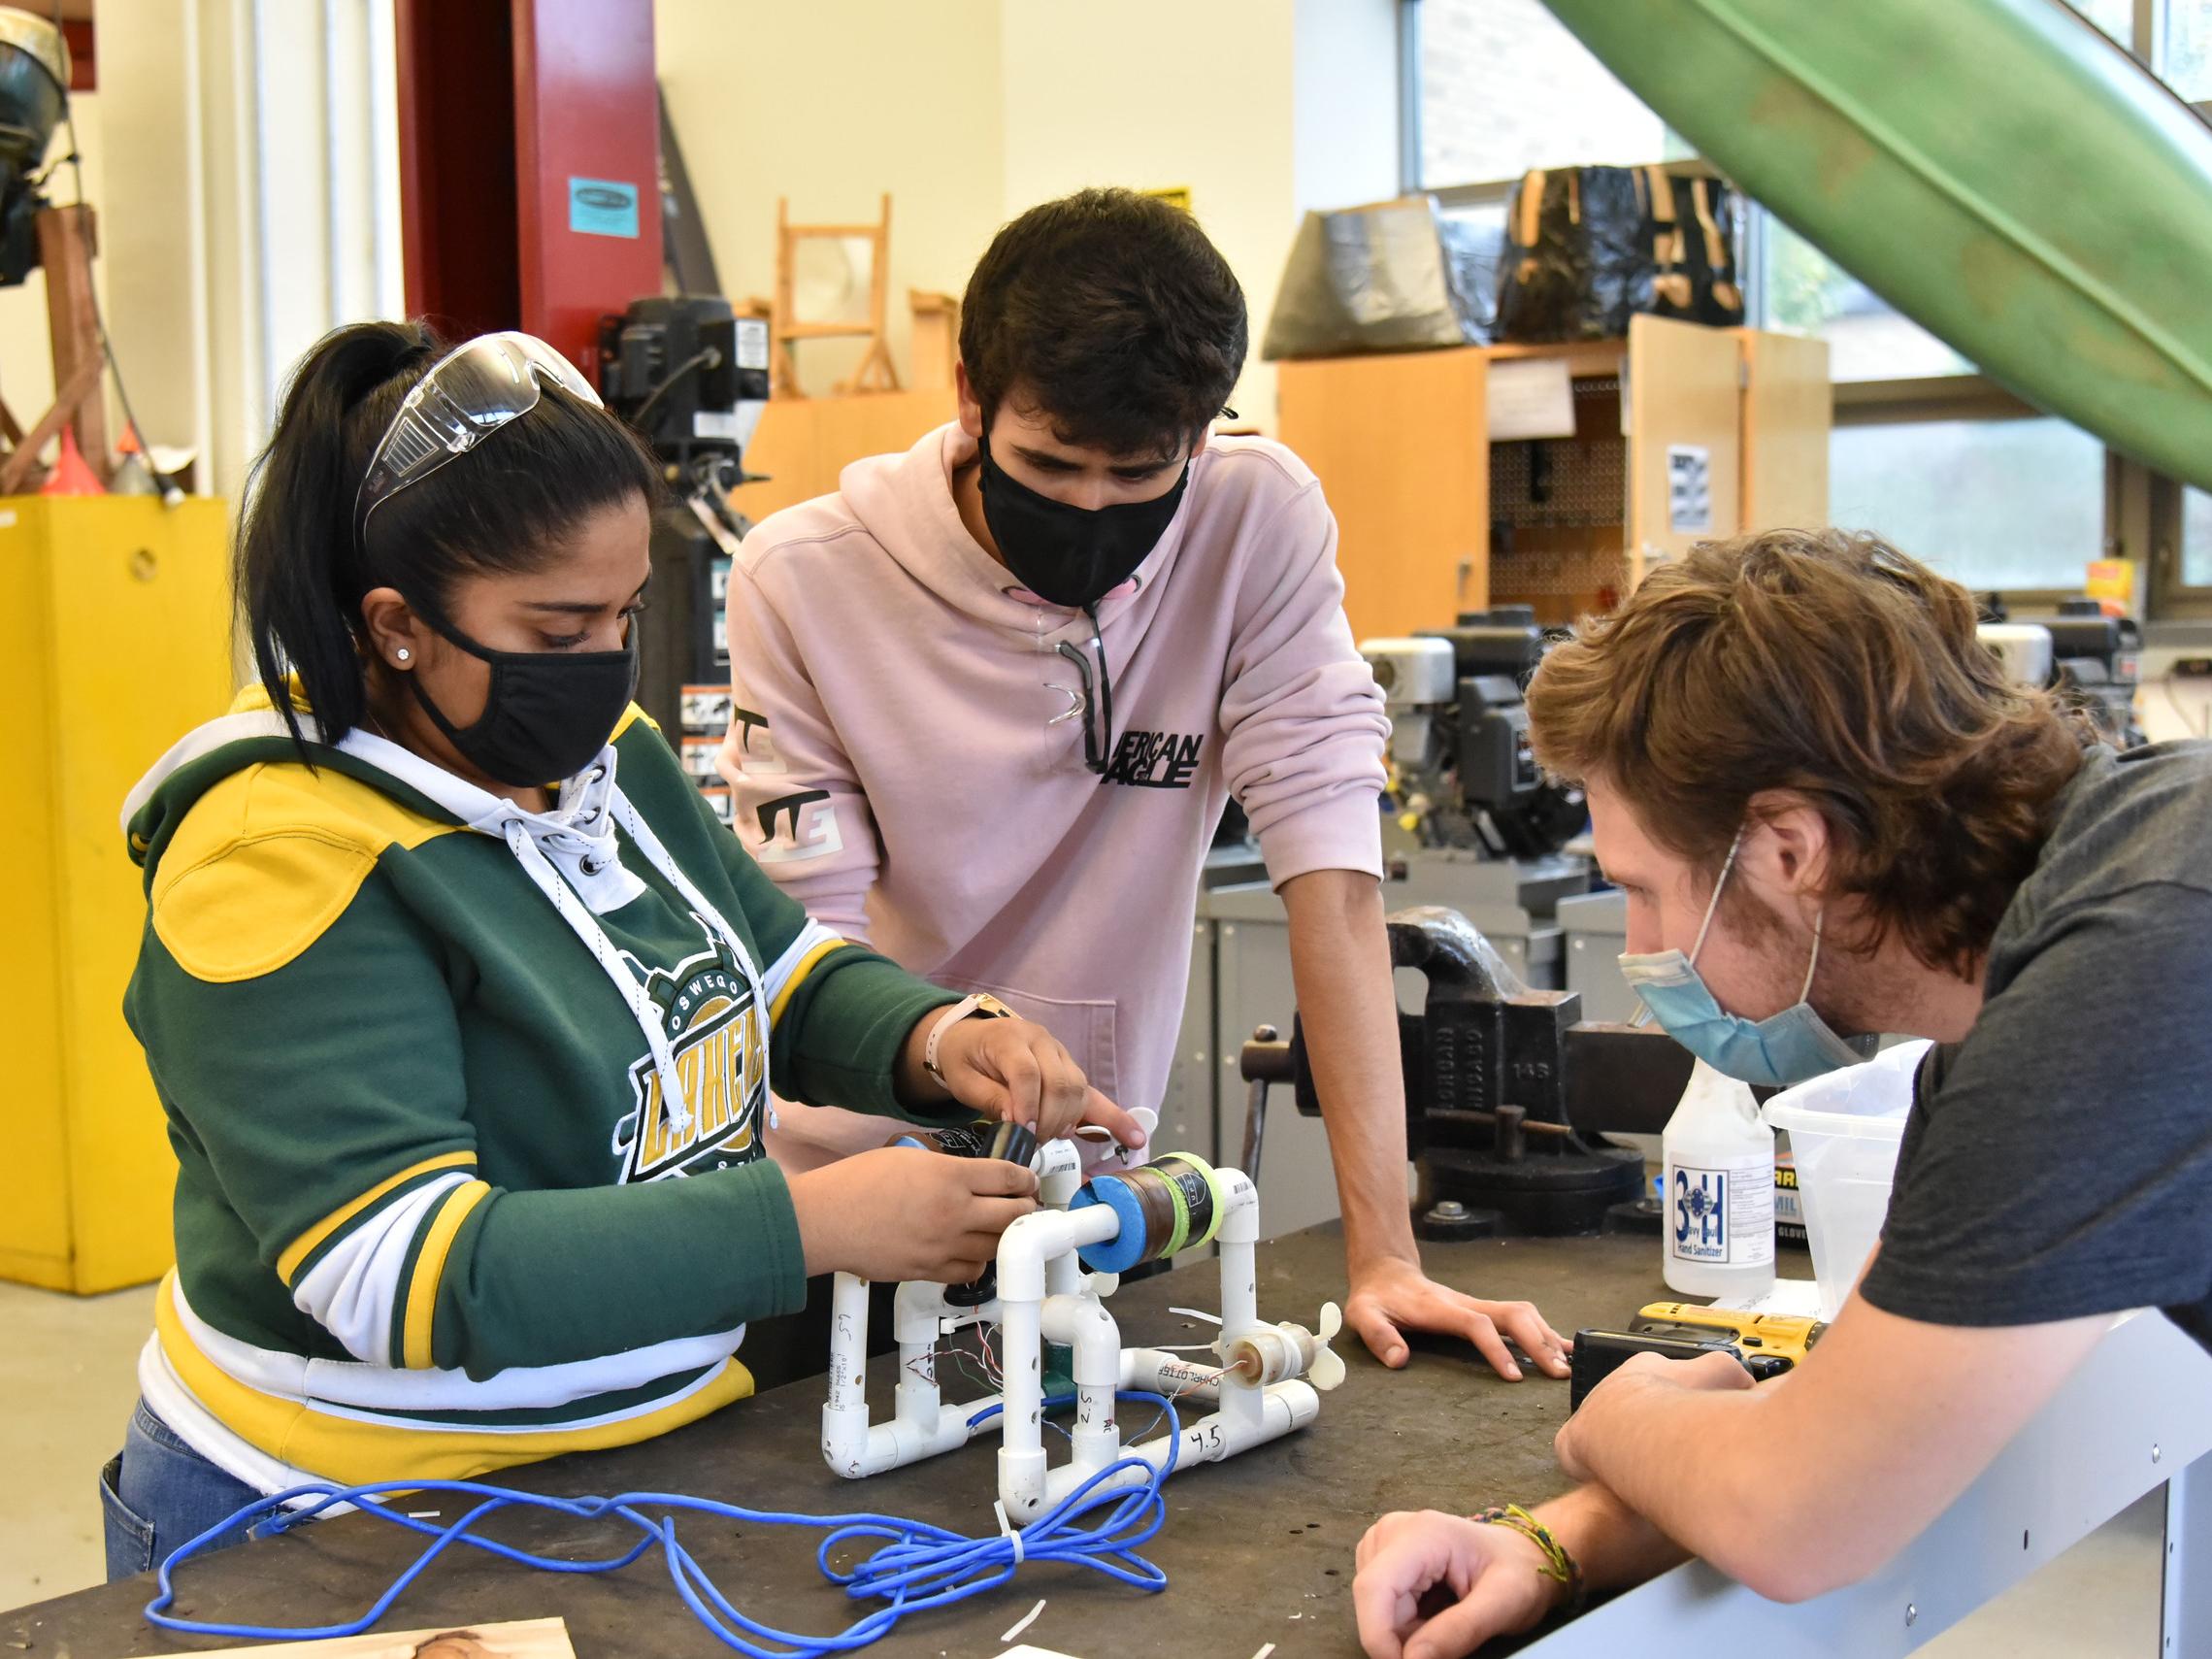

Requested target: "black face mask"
[
  {"left": 406, "top": 607, "right": 637, "bottom": 787},
  {"left": 976, "top": 430, "right": 1189, "bottom": 609}
]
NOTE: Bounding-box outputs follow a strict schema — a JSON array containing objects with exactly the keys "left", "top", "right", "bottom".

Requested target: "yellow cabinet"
[
  {"left": 4, "top": 496, "right": 235, "bottom": 1292},
  {"left": 1278, "top": 318, "right": 1831, "bottom": 637}
]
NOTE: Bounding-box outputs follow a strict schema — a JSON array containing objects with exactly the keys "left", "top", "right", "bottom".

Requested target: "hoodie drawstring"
[
  {"left": 499, "top": 818, "right": 699, "bottom": 1137},
  {"left": 492, "top": 756, "right": 769, "bottom": 1145}
]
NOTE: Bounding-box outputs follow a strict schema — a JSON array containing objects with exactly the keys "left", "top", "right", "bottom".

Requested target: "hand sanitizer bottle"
[{"left": 1662, "top": 1057, "right": 1775, "bottom": 1300}]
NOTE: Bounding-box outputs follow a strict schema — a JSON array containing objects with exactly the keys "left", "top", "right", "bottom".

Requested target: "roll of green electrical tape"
[{"left": 1543, "top": 0, "right": 2212, "bottom": 491}]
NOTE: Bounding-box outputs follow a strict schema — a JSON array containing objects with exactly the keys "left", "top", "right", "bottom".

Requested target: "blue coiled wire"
[{"left": 143, "top": 1391, "right": 1182, "bottom": 1657}]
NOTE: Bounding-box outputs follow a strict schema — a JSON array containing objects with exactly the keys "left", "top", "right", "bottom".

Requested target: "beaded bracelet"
[{"left": 1472, "top": 1504, "right": 1586, "bottom": 1614}]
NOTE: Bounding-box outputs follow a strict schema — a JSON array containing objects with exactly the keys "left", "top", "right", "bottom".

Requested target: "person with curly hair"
[{"left": 1354, "top": 528, "right": 2212, "bottom": 1657}]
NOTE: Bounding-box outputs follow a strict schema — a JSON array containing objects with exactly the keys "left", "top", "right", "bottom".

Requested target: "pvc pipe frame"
[
  {"left": 818, "top": 1157, "right": 1327, "bottom": 1524},
  {"left": 822, "top": 1139, "right": 1089, "bottom": 1479}
]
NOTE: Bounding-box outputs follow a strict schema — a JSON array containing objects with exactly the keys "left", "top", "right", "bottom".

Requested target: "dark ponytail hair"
[{"left": 237, "top": 318, "right": 663, "bottom": 751}]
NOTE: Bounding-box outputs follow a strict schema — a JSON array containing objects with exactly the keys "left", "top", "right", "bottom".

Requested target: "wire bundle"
[{"left": 144, "top": 1392, "right": 1183, "bottom": 1659}]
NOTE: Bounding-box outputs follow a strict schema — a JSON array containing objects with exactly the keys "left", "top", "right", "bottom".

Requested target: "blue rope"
[{"left": 143, "top": 1391, "right": 1183, "bottom": 1658}]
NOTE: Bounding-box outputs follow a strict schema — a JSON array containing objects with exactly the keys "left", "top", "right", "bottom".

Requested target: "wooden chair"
[{"left": 772, "top": 193, "right": 898, "bottom": 398}]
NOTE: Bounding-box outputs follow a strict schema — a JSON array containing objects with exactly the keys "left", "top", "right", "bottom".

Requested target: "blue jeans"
[{"left": 100, "top": 1399, "right": 267, "bottom": 1581}]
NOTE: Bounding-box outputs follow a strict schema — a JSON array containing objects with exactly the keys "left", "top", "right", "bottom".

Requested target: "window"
[
  {"left": 2072, "top": 0, "right": 2136, "bottom": 47},
  {"left": 1760, "top": 219, "right": 1973, "bottom": 382},
  {"left": 2181, "top": 486, "right": 2212, "bottom": 586},
  {"left": 1831, "top": 417, "right": 2106, "bottom": 592},
  {"left": 1415, "top": 0, "right": 1686, "bottom": 187},
  {"left": 2162, "top": 0, "right": 2212, "bottom": 98}
]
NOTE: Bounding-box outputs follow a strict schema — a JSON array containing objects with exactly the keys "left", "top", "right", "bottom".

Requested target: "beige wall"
[
  {"left": 1294, "top": 0, "right": 1403, "bottom": 215},
  {"left": 659, "top": 0, "right": 1400, "bottom": 432},
  {"left": 655, "top": 0, "right": 1009, "bottom": 399},
  {"left": 998, "top": 2, "right": 1298, "bottom": 425},
  {"left": 13, "top": 2, "right": 1396, "bottom": 495}
]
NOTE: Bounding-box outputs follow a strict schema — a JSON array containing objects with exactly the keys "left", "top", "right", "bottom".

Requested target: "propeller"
[{"left": 1277, "top": 1301, "right": 1346, "bottom": 1391}]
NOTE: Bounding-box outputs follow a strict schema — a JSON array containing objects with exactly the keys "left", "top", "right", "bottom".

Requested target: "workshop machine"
[
  {"left": 1362, "top": 607, "right": 1594, "bottom": 989},
  {"left": 1979, "top": 596, "right": 2146, "bottom": 748},
  {"left": 0, "top": 10, "right": 68, "bottom": 286},
  {"left": 599, "top": 297, "right": 772, "bottom": 794}
]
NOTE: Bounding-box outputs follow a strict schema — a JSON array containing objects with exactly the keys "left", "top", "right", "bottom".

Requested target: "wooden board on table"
[{"left": 123, "top": 1616, "right": 575, "bottom": 1658}]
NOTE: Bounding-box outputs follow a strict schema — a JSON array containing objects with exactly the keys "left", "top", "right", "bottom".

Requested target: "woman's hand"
[
  {"left": 904, "top": 1011, "right": 1147, "bottom": 1148},
  {"left": 787, "top": 1146, "right": 1039, "bottom": 1282},
  {"left": 1354, "top": 1510, "right": 1568, "bottom": 1658}
]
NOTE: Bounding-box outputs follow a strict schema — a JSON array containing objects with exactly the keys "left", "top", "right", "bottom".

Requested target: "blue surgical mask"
[{"left": 1616, "top": 828, "right": 1865, "bottom": 1088}]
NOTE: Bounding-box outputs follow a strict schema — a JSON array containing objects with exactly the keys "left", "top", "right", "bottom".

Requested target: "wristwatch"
[{"left": 922, "top": 993, "right": 1014, "bottom": 1087}]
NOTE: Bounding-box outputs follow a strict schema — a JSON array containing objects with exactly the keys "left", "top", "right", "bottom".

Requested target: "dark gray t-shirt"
[{"left": 1860, "top": 742, "right": 2212, "bottom": 1352}]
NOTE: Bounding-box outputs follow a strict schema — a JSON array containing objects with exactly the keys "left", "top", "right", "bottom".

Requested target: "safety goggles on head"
[{"left": 353, "top": 331, "right": 602, "bottom": 550}]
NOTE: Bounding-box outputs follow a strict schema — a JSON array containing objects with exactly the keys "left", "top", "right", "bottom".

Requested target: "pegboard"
[
  {"left": 1489, "top": 378, "right": 1627, "bottom": 528},
  {"left": 1490, "top": 376, "right": 1629, "bottom": 612}
]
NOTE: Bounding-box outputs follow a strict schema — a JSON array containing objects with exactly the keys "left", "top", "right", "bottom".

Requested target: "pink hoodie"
[{"left": 719, "top": 422, "right": 1387, "bottom": 1117}]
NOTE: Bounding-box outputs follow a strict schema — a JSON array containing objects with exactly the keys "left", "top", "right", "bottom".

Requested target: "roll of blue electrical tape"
[{"left": 1070, "top": 1172, "right": 1152, "bottom": 1275}]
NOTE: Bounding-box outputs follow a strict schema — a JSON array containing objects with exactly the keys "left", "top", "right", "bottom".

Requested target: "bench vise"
[{"left": 1240, "top": 905, "right": 1700, "bottom": 1237}]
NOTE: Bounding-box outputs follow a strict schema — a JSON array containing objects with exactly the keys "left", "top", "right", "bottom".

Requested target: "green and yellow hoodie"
[{"left": 120, "top": 683, "right": 962, "bottom": 1493}]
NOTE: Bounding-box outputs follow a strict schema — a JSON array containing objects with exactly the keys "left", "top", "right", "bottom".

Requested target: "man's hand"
[
  {"left": 1348, "top": 1254, "right": 1572, "bottom": 1380},
  {"left": 1530, "top": 1297, "right": 2114, "bottom": 1603},
  {"left": 1554, "top": 1349, "right": 1752, "bottom": 1482},
  {"left": 903, "top": 1012, "right": 1147, "bottom": 1147},
  {"left": 1353, "top": 1510, "right": 1566, "bottom": 1659}
]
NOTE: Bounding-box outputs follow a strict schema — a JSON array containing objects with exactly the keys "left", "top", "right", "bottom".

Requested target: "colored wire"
[{"left": 144, "top": 1392, "right": 1182, "bottom": 1659}]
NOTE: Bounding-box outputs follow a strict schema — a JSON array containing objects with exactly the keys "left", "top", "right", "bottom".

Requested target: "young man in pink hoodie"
[{"left": 719, "top": 188, "right": 1568, "bottom": 1381}]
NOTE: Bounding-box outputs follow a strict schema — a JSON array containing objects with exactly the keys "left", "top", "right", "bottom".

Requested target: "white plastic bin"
[{"left": 1761, "top": 1041, "right": 1931, "bottom": 1320}]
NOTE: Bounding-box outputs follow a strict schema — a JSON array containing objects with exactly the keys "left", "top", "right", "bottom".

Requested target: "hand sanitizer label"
[{"left": 1668, "top": 1156, "right": 1774, "bottom": 1267}]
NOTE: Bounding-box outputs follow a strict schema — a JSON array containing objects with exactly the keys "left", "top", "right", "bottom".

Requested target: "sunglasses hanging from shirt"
[
  {"left": 992, "top": 409, "right": 1231, "bottom": 776},
  {"left": 1052, "top": 607, "right": 1117, "bottom": 777}
]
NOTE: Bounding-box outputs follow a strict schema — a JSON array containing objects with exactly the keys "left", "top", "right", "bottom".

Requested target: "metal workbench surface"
[{"left": 5, "top": 1227, "right": 1660, "bottom": 1658}]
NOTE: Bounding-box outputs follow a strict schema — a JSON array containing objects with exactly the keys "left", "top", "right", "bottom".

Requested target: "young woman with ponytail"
[{"left": 103, "top": 321, "right": 1139, "bottom": 1578}]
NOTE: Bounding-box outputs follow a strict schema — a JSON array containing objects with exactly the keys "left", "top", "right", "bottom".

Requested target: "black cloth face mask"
[
  {"left": 405, "top": 605, "right": 637, "bottom": 787},
  {"left": 976, "top": 429, "right": 1190, "bottom": 609}
]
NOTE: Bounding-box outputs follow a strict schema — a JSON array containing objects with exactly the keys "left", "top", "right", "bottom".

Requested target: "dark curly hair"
[
  {"left": 959, "top": 187, "right": 1247, "bottom": 459},
  {"left": 1526, "top": 527, "right": 2093, "bottom": 974}
]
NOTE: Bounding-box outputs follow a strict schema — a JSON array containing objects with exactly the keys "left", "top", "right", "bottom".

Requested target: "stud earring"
[{"left": 395, "top": 647, "right": 411, "bottom": 663}]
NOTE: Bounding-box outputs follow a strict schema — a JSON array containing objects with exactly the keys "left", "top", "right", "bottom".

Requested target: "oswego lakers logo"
[{"left": 611, "top": 918, "right": 770, "bottom": 1182}]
